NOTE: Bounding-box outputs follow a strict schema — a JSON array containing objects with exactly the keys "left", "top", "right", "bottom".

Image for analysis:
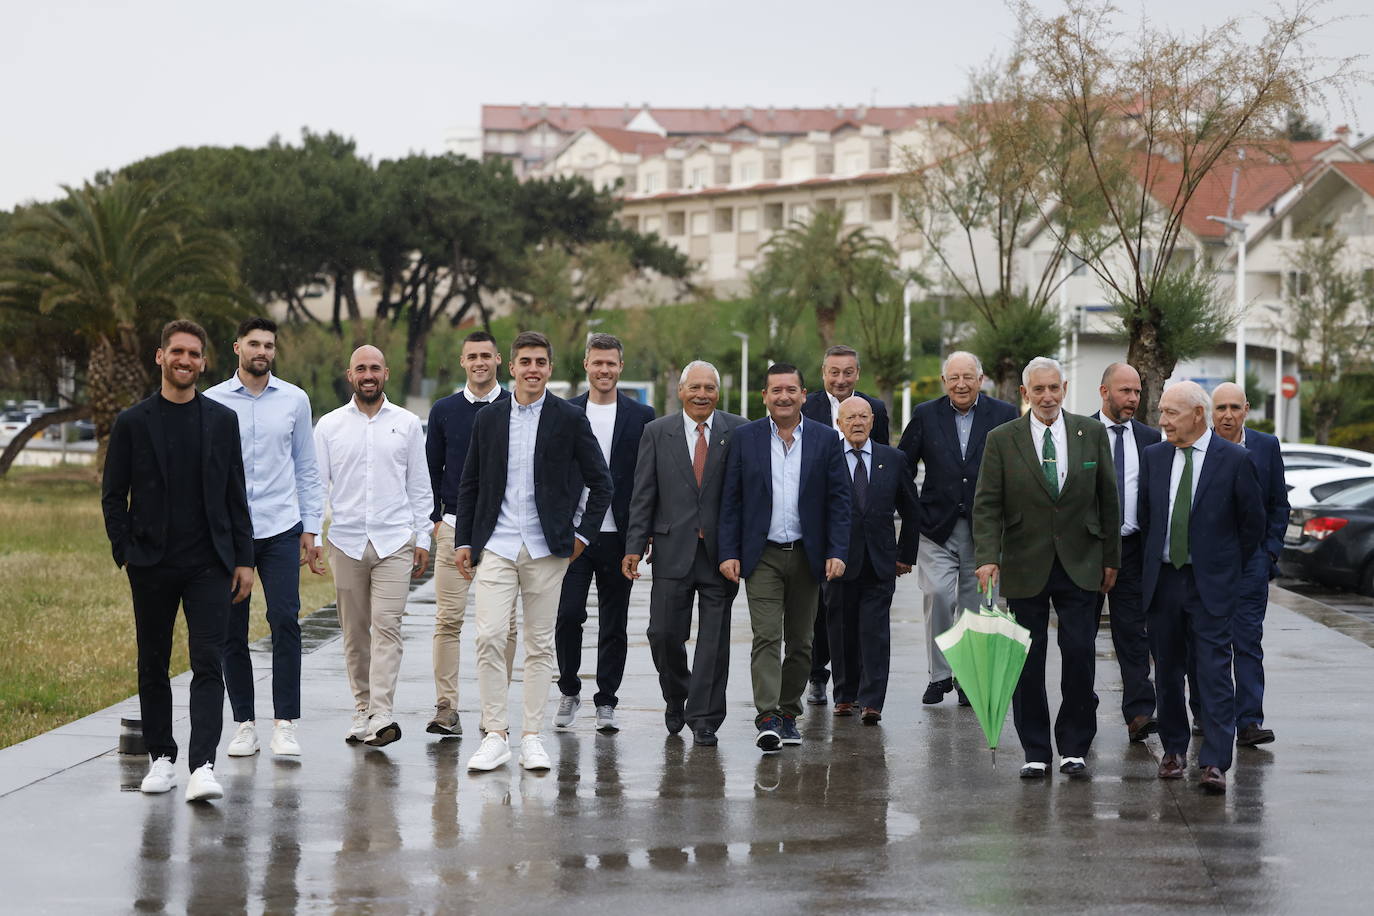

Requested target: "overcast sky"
[{"left": 3, "top": 0, "right": 1370, "bottom": 210}]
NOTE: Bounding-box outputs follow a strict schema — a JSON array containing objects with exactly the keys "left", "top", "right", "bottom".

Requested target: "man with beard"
[
  {"left": 206, "top": 316, "right": 325, "bottom": 759},
  {"left": 102, "top": 319, "right": 254, "bottom": 802},
  {"left": 314, "top": 345, "right": 432, "bottom": 748}
]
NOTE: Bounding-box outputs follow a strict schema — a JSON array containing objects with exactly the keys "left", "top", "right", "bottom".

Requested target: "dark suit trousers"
[
  {"left": 646, "top": 540, "right": 737, "bottom": 730},
  {"left": 1009, "top": 558, "right": 1099, "bottom": 763},
  {"left": 809, "top": 587, "right": 831, "bottom": 687},
  {"left": 128, "top": 563, "right": 230, "bottom": 771},
  {"left": 1151, "top": 564, "right": 1236, "bottom": 771},
  {"left": 555, "top": 531, "right": 633, "bottom": 707},
  {"left": 1093, "top": 533, "right": 1156, "bottom": 723},
  {"left": 224, "top": 522, "right": 303, "bottom": 722},
  {"left": 1233, "top": 550, "right": 1271, "bottom": 728},
  {"left": 825, "top": 557, "right": 895, "bottom": 710}
]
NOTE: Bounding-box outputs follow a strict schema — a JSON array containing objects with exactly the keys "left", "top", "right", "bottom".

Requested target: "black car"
[{"left": 1280, "top": 479, "right": 1374, "bottom": 595}]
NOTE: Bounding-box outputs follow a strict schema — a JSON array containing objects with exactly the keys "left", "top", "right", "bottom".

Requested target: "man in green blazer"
[{"left": 973, "top": 356, "right": 1120, "bottom": 780}]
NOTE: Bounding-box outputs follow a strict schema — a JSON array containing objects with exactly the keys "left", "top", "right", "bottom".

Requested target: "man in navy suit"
[
  {"left": 719, "top": 363, "right": 851, "bottom": 753},
  {"left": 554, "top": 334, "right": 655, "bottom": 733},
  {"left": 825, "top": 397, "right": 920, "bottom": 723},
  {"left": 1211, "top": 382, "right": 1288, "bottom": 747},
  {"left": 899, "top": 351, "right": 1018, "bottom": 705},
  {"left": 1091, "top": 362, "right": 1161, "bottom": 742},
  {"left": 800, "top": 344, "right": 890, "bottom": 704},
  {"left": 1140, "top": 381, "right": 1264, "bottom": 794}
]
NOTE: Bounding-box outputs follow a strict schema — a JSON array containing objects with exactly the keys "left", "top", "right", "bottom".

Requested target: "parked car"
[
  {"left": 1283, "top": 466, "right": 1374, "bottom": 508},
  {"left": 1280, "top": 479, "right": 1374, "bottom": 595},
  {"left": 0, "top": 410, "right": 28, "bottom": 445},
  {"left": 1280, "top": 442, "right": 1374, "bottom": 472}
]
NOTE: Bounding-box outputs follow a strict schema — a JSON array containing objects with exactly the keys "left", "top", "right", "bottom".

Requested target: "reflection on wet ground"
[{"left": 3, "top": 575, "right": 1373, "bottom": 912}]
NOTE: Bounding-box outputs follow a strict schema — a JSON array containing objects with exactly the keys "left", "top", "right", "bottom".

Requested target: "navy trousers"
[
  {"left": 1094, "top": 533, "right": 1156, "bottom": 723},
  {"left": 555, "top": 531, "right": 632, "bottom": 708},
  {"left": 824, "top": 557, "right": 894, "bottom": 710},
  {"left": 224, "top": 522, "right": 303, "bottom": 722},
  {"left": 1233, "top": 550, "right": 1272, "bottom": 729}
]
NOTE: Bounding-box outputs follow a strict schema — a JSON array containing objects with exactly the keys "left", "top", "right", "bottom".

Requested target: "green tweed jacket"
[{"left": 972, "top": 410, "right": 1121, "bottom": 599}]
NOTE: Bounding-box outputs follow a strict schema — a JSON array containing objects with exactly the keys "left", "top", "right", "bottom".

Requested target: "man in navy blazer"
[
  {"left": 1091, "top": 362, "right": 1162, "bottom": 742},
  {"left": 825, "top": 397, "right": 920, "bottom": 722},
  {"left": 800, "top": 344, "right": 890, "bottom": 704},
  {"left": 898, "top": 351, "right": 1018, "bottom": 704},
  {"left": 1211, "top": 382, "right": 1288, "bottom": 747},
  {"left": 719, "top": 363, "right": 851, "bottom": 752},
  {"left": 1140, "top": 381, "right": 1264, "bottom": 794},
  {"left": 554, "top": 334, "right": 655, "bottom": 733}
]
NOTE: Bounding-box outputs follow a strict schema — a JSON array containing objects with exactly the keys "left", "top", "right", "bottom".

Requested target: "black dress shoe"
[
  {"left": 805, "top": 681, "right": 828, "bottom": 706},
  {"left": 665, "top": 708, "right": 686, "bottom": 736},
  {"left": 1059, "top": 758, "right": 1088, "bottom": 777},
  {"left": 1236, "top": 724, "right": 1275, "bottom": 747},
  {"left": 956, "top": 684, "right": 971, "bottom": 707},
  {"left": 1020, "top": 763, "right": 1048, "bottom": 779},
  {"left": 692, "top": 726, "right": 718, "bottom": 747},
  {"left": 922, "top": 678, "right": 953, "bottom": 705},
  {"left": 1128, "top": 715, "right": 1157, "bottom": 742}
]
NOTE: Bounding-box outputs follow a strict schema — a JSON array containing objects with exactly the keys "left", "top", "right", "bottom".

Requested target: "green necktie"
[
  {"left": 1169, "top": 446, "right": 1193, "bottom": 569},
  {"left": 1041, "top": 426, "right": 1058, "bottom": 498}
]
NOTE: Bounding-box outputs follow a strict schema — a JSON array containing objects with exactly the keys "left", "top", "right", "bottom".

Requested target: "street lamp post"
[
  {"left": 1208, "top": 150, "right": 1248, "bottom": 386},
  {"left": 902, "top": 281, "right": 914, "bottom": 433},
  {"left": 732, "top": 331, "right": 750, "bottom": 419}
]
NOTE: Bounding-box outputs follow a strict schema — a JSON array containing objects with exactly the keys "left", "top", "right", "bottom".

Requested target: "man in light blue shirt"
[{"left": 205, "top": 317, "right": 324, "bottom": 758}]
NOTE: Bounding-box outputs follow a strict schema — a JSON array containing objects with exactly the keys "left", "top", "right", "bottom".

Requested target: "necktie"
[
  {"left": 1041, "top": 426, "right": 1059, "bottom": 498},
  {"left": 1169, "top": 446, "right": 1193, "bottom": 569},
  {"left": 1111, "top": 424, "right": 1127, "bottom": 526},
  {"left": 851, "top": 448, "right": 868, "bottom": 510},
  {"left": 693, "top": 423, "right": 708, "bottom": 486}
]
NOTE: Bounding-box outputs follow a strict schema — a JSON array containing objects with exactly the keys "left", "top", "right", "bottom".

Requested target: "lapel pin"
[
  {"left": 878, "top": 464, "right": 884, "bottom": 469},
  {"left": 1077, "top": 429, "right": 1083, "bottom": 437}
]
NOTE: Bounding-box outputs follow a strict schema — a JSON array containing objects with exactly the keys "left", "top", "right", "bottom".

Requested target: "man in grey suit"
[{"left": 624, "top": 361, "right": 747, "bottom": 747}]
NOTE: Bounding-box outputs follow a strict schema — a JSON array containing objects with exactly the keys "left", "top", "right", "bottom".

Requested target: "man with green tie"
[{"left": 973, "top": 356, "right": 1120, "bottom": 780}]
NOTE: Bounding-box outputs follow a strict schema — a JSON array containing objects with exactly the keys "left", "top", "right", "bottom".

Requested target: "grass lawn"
[{"left": 0, "top": 466, "right": 336, "bottom": 749}]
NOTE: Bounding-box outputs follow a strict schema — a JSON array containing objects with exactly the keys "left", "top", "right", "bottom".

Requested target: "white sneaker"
[
  {"left": 466, "top": 733, "right": 512, "bottom": 771},
  {"left": 595, "top": 705, "right": 618, "bottom": 733},
  {"left": 140, "top": 756, "right": 177, "bottom": 794},
  {"left": 185, "top": 764, "right": 223, "bottom": 802},
  {"left": 270, "top": 720, "right": 301, "bottom": 756},
  {"left": 520, "top": 734, "right": 551, "bottom": 771},
  {"left": 346, "top": 710, "right": 369, "bottom": 744},
  {"left": 553, "top": 695, "right": 581, "bottom": 729},
  {"left": 226, "top": 721, "right": 259, "bottom": 757}
]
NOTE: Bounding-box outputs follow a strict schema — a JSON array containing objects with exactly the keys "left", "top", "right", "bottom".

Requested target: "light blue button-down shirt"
[
  {"left": 952, "top": 396, "right": 979, "bottom": 459},
  {"left": 205, "top": 372, "right": 324, "bottom": 539},
  {"left": 486, "top": 393, "right": 553, "bottom": 562},
  {"left": 767, "top": 417, "right": 804, "bottom": 543}
]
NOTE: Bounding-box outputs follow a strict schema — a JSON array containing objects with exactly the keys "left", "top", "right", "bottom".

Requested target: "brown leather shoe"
[
  {"left": 833, "top": 702, "right": 855, "bottom": 717},
  {"left": 1157, "top": 753, "right": 1185, "bottom": 779},
  {"left": 860, "top": 707, "right": 882, "bottom": 725},
  {"left": 1199, "top": 765, "right": 1227, "bottom": 794},
  {"left": 1128, "top": 715, "right": 1156, "bottom": 742}
]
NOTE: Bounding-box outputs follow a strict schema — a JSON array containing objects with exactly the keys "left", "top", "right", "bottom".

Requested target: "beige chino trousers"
[
  {"left": 432, "top": 522, "right": 517, "bottom": 708},
  {"left": 332, "top": 538, "right": 414, "bottom": 724}
]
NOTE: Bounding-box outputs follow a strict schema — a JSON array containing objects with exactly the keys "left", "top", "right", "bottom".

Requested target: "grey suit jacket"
[{"left": 626, "top": 409, "right": 747, "bottom": 579}]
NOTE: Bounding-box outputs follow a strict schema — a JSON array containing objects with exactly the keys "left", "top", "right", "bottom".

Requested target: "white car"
[
  {"left": 1284, "top": 466, "right": 1374, "bottom": 508},
  {"left": 1280, "top": 442, "right": 1374, "bottom": 472}
]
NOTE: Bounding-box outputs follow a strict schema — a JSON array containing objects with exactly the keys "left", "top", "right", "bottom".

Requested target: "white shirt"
[
  {"left": 844, "top": 437, "right": 872, "bottom": 479},
  {"left": 485, "top": 393, "right": 553, "bottom": 562},
  {"left": 584, "top": 399, "right": 618, "bottom": 533},
  {"left": 767, "top": 418, "right": 804, "bottom": 543},
  {"left": 1028, "top": 411, "right": 1068, "bottom": 491},
  {"left": 1099, "top": 414, "right": 1141, "bottom": 536},
  {"left": 825, "top": 391, "right": 846, "bottom": 436},
  {"left": 1164, "top": 428, "right": 1211, "bottom": 562},
  {"left": 440, "top": 383, "right": 504, "bottom": 529},
  {"left": 314, "top": 396, "right": 431, "bottom": 562},
  {"left": 683, "top": 410, "right": 714, "bottom": 464}
]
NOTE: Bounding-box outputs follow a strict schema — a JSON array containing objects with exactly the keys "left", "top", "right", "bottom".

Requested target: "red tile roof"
[
  {"left": 1331, "top": 161, "right": 1374, "bottom": 197},
  {"left": 482, "top": 104, "right": 956, "bottom": 136},
  {"left": 1140, "top": 149, "right": 1320, "bottom": 240},
  {"left": 584, "top": 126, "right": 676, "bottom": 156}
]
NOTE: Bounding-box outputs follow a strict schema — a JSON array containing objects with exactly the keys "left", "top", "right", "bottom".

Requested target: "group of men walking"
[{"left": 101, "top": 316, "right": 1284, "bottom": 801}]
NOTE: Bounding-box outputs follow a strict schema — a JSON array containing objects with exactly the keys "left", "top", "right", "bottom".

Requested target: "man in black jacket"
[
  {"left": 101, "top": 319, "right": 254, "bottom": 803},
  {"left": 899, "top": 351, "right": 1018, "bottom": 705}
]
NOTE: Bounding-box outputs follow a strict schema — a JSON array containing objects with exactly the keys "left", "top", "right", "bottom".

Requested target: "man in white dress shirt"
[{"left": 314, "top": 345, "right": 432, "bottom": 748}]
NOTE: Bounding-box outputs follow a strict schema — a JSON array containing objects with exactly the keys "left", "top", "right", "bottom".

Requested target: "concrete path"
[{"left": 2, "top": 571, "right": 1371, "bottom": 914}]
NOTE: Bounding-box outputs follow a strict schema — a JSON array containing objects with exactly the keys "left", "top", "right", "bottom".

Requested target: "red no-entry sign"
[{"left": 1281, "top": 375, "right": 1299, "bottom": 399}]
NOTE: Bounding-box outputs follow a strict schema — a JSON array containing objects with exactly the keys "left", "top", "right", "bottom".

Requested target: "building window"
[
  {"left": 690, "top": 211, "right": 709, "bottom": 236},
  {"left": 690, "top": 166, "right": 708, "bottom": 188},
  {"left": 667, "top": 211, "right": 686, "bottom": 236},
  {"left": 789, "top": 202, "right": 811, "bottom": 224},
  {"left": 622, "top": 215, "right": 639, "bottom": 232},
  {"left": 501, "top": 133, "right": 518, "bottom": 153},
  {"left": 869, "top": 193, "right": 893, "bottom": 221},
  {"left": 842, "top": 199, "right": 864, "bottom": 224},
  {"left": 644, "top": 172, "right": 660, "bottom": 194},
  {"left": 644, "top": 215, "right": 662, "bottom": 235},
  {"left": 764, "top": 203, "right": 785, "bottom": 230},
  {"left": 714, "top": 208, "right": 734, "bottom": 233},
  {"left": 816, "top": 198, "right": 837, "bottom": 212},
  {"left": 739, "top": 162, "right": 757, "bottom": 183},
  {"left": 739, "top": 207, "right": 759, "bottom": 232}
]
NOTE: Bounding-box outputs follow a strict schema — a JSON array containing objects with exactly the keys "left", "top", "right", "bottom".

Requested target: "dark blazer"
[
  {"left": 900, "top": 394, "right": 1019, "bottom": 544},
  {"left": 973, "top": 411, "right": 1122, "bottom": 599},
  {"left": 454, "top": 392, "right": 613, "bottom": 563},
  {"left": 569, "top": 390, "right": 656, "bottom": 533},
  {"left": 1139, "top": 434, "right": 1265, "bottom": 616},
  {"left": 425, "top": 386, "right": 509, "bottom": 522},
  {"left": 838, "top": 441, "right": 920, "bottom": 581},
  {"left": 718, "top": 416, "right": 852, "bottom": 581},
  {"left": 1242, "top": 427, "right": 1289, "bottom": 566},
  {"left": 101, "top": 393, "right": 254, "bottom": 573},
  {"left": 1090, "top": 411, "right": 1162, "bottom": 528},
  {"left": 625, "top": 409, "right": 747, "bottom": 579},
  {"left": 802, "top": 389, "right": 890, "bottom": 446}
]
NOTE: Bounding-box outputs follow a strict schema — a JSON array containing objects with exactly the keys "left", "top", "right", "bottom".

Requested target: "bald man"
[
  {"left": 314, "top": 345, "right": 432, "bottom": 747},
  {"left": 1210, "top": 383, "right": 1287, "bottom": 747}
]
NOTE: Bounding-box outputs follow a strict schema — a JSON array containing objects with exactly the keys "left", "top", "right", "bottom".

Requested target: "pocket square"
[{"left": 1082, "top": 460, "right": 1097, "bottom": 469}]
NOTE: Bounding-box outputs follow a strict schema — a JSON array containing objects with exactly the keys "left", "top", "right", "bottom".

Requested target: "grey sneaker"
[
  {"left": 595, "top": 705, "right": 618, "bottom": 733},
  {"left": 426, "top": 703, "right": 462, "bottom": 737},
  {"left": 554, "top": 695, "right": 581, "bottom": 729}
]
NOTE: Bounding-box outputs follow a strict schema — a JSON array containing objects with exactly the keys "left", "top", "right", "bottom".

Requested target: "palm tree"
[
  {"left": 752, "top": 209, "right": 898, "bottom": 350},
  {"left": 0, "top": 179, "right": 246, "bottom": 469}
]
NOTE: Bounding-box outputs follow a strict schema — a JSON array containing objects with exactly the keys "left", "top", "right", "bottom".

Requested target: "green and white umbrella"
[{"left": 934, "top": 587, "right": 1032, "bottom": 766}]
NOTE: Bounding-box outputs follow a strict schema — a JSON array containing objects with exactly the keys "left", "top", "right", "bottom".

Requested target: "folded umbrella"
[{"left": 934, "top": 586, "right": 1032, "bottom": 767}]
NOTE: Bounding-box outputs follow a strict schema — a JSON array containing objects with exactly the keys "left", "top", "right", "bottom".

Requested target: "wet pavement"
[{"left": 2, "top": 571, "right": 1372, "bottom": 914}]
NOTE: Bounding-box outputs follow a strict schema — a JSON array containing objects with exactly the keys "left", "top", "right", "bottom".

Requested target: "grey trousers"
[{"left": 917, "top": 518, "right": 978, "bottom": 682}]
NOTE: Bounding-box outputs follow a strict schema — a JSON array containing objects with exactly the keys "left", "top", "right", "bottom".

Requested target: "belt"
[{"left": 767, "top": 539, "right": 800, "bottom": 551}]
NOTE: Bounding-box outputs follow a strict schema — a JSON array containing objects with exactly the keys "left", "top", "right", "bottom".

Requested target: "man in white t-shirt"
[{"left": 553, "top": 334, "right": 655, "bottom": 733}]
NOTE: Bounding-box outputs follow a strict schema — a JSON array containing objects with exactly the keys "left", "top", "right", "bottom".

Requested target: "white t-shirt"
[{"left": 585, "top": 400, "right": 618, "bottom": 532}]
